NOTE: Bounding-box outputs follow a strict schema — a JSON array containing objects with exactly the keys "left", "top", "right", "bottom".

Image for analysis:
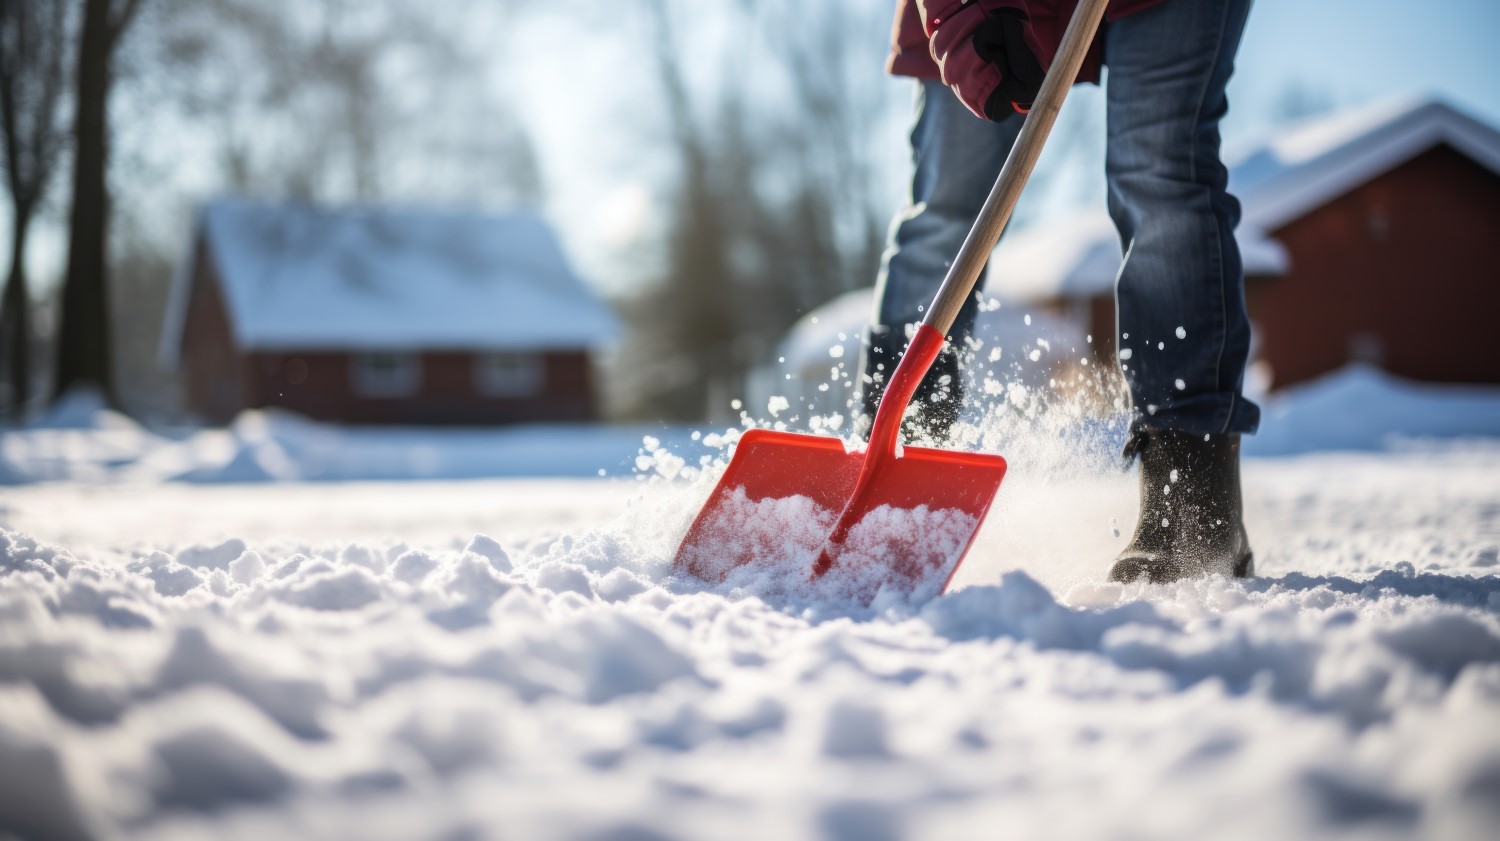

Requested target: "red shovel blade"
[{"left": 674, "top": 429, "right": 1006, "bottom": 592}]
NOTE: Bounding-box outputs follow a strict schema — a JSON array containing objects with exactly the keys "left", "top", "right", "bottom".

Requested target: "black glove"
[{"left": 972, "top": 8, "right": 1045, "bottom": 120}]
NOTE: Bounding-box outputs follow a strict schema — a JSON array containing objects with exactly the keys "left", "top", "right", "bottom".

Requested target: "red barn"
[
  {"left": 987, "top": 97, "right": 1500, "bottom": 391},
  {"left": 159, "top": 200, "right": 619, "bottom": 425}
]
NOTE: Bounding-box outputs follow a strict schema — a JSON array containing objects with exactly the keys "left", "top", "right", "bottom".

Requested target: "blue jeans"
[{"left": 870, "top": 0, "right": 1259, "bottom": 437}]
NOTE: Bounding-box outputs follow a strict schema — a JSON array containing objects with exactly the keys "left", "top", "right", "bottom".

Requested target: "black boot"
[
  {"left": 854, "top": 326, "right": 963, "bottom": 443},
  {"left": 1107, "top": 428, "right": 1254, "bottom": 583}
]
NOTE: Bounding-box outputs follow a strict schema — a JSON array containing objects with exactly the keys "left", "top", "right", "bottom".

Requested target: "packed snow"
[
  {"left": 1, "top": 367, "right": 1499, "bottom": 840},
  {"left": 674, "top": 487, "right": 976, "bottom": 608}
]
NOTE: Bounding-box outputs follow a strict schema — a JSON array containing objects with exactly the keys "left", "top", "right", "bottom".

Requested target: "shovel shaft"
[
  {"left": 921, "top": 0, "right": 1112, "bottom": 336},
  {"left": 813, "top": 0, "right": 1110, "bottom": 579},
  {"left": 814, "top": 322, "right": 947, "bottom": 577}
]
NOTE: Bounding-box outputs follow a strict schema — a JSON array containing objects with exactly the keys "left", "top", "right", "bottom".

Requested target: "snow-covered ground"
[{"left": 2, "top": 368, "right": 1499, "bottom": 840}]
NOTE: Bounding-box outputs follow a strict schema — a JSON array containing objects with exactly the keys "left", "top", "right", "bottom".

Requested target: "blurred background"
[{"left": 2, "top": 0, "right": 1498, "bottom": 436}]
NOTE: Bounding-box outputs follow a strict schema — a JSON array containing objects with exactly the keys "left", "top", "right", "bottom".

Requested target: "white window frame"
[
  {"left": 475, "top": 351, "right": 544, "bottom": 397},
  {"left": 352, "top": 351, "right": 422, "bottom": 398}
]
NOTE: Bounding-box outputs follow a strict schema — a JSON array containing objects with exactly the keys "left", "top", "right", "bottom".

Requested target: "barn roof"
[
  {"left": 1233, "top": 95, "right": 1500, "bottom": 229},
  {"left": 160, "top": 199, "right": 619, "bottom": 367},
  {"left": 985, "top": 96, "right": 1500, "bottom": 302}
]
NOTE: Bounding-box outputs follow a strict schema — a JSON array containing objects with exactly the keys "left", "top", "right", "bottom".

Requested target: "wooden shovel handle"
[{"left": 921, "top": 0, "right": 1111, "bottom": 336}]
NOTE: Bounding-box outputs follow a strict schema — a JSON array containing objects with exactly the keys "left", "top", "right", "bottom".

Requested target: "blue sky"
[{"left": 1229, "top": 0, "right": 1500, "bottom": 130}]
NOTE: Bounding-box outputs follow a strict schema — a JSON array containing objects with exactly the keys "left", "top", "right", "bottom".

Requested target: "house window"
[
  {"left": 476, "top": 352, "right": 544, "bottom": 397},
  {"left": 352, "top": 352, "right": 422, "bottom": 397}
]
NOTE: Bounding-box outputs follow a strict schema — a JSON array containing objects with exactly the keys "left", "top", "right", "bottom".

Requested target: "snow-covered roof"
[
  {"left": 986, "top": 96, "right": 1500, "bottom": 302},
  {"left": 160, "top": 199, "right": 619, "bottom": 367},
  {"left": 1233, "top": 95, "right": 1500, "bottom": 230},
  {"left": 987, "top": 210, "right": 1290, "bottom": 303}
]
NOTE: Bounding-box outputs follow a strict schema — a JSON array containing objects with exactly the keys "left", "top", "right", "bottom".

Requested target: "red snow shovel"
[{"left": 674, "top": 0, "right": 1111, "bottom": 595}]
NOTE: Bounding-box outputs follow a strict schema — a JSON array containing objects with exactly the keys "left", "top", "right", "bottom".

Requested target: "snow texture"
[
  {"left": 2, "top": 444, "right": 1499, "bottom": 840},
  {"left": 0, "top": 394, "right": 714, "bottom": 484},
  {"left": 1, "top": 366, "right": 1498, "bottom": 840}
]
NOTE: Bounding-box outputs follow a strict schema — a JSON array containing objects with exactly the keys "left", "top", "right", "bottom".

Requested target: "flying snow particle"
[
  {"left": 1162, "top": 517, "right": 1170, "bottom": 527},
  {"left": 731, "top": 399, "right": 743, "bottom": 411},
  {"left": 767, "top": 396, "right": 791, "bottom": 417},
  {"left": 1024, "top": 314, "right": 1032, "bottom": 326},
  {"left": 1175, "top": 379, "right": 1186, "bottom": 390},
  {"left": 829, "top": 345, "right": 845, "bottom": 358},
  {"left": 653, "top": 450, "right": 686, "bottom": 480},
  {"left": 989, "top": 347, "right": 1002, "bottom": 362},
  {"left": 1176, "top": 326, "right": 1187, "bottom": 339},
  {"left": 1158, "top": 342, "right": 1165, "bottom": 350},
  {"left": 1028, "top": 349, "right": 1041, "bottom": 362},
  {"left": 1169, "top": 469, "right": 1179, "bottom": 483},
  {"left": 1119, "top": 348, "right": 1133, "bottom": 360}
]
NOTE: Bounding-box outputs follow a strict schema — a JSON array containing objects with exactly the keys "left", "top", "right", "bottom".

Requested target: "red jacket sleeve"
[
  {"left": 889, "top": 1, "right": 1168, "bottom": 90},
  {"left": 916, "top": 1, "right": 1045, "bottom": 120}
]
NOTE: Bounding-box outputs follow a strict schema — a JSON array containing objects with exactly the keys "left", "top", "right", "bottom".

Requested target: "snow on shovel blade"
[{"left": 673, "top": 427, "right": 1007, "bottom": 594}]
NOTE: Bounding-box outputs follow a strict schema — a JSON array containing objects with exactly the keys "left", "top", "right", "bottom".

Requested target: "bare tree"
[
  {"left": 54, "top": 0, "right": 146, "bottom": 405},
  {"left": 146, "top": 0, "right": 540, "bottom": 208},
  {"left": 616, "top": 0, "right": 744, "bottom": 420},
  {"left": 610, "top": 0, "right": 896, "bottom": 420},
  {"left": 0, "top": 1, "right": 73, "bottom": 418}
]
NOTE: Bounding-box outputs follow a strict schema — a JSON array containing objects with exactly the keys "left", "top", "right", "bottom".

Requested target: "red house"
[
  {"left": 986, "top": 97, "right": 1500, "bottom": 390},
  {"left": 159, "top": 200, "right": 619, "bottom": 425}
]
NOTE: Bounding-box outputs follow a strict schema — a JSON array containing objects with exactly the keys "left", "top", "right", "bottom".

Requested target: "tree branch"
[{"left": 106, "top": 0, "right": 146, "bottom": 51}]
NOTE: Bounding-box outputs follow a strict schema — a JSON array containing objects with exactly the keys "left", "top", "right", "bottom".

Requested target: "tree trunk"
[
  {"left": 54, "top": 0, "right": 114, "bottom": 404},
  {"left": 2, "top": 209, "right": 31, "bottom": 417}
]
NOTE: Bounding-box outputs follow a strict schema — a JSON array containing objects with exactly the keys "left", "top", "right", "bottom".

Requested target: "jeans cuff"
[{"left": 1130, "top": 392, "right": 1260, "bottom": 438}]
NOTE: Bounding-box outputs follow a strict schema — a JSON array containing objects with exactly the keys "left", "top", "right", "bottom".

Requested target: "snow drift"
[{"left": 2, "top": 451, "right": 1499, "bottom": 841}]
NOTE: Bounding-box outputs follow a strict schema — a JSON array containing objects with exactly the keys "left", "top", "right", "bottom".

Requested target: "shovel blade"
[{"left": 674, "top": 428, "right": 1007, "bottom": 593}]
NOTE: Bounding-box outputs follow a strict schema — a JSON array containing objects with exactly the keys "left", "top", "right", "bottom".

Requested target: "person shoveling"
[{"left": 677, "top": 0, "right": 1257, "bottom": 596}]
